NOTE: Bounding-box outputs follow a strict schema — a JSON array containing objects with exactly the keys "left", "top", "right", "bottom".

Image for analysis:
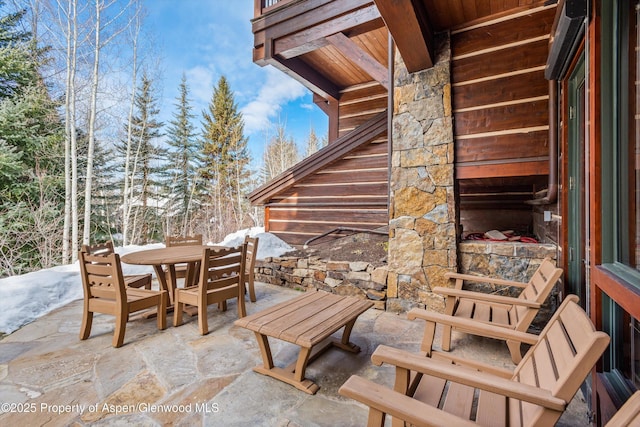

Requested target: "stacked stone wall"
[
  {"left": 255, "top": 257, "right": 388, "bottom": 310},
  {"left": 387, "top": 33, "right": 457, "bottom": 313},
  {"left": 458, "top": 241, "right": 559, "bottom": 330}
]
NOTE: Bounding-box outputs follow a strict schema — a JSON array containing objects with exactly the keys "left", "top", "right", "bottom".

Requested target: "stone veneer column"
[{"left": 387, "top": 33, "right": 457, "bottom": 312}]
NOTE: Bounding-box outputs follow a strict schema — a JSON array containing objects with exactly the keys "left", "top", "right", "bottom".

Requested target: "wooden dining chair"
[
  {"left": 244, "top": 235, "right": 259, "bottom": 302},
  {"left": 173, "top": 244, "right": 247, "bottom": 335},
  {"left": 165, "top": 234, "right": 203, "bottom": 287},
  {"left": 82, "top": 241, "right": 152, "bottom": 289},
  {"left": 78, "top": 250, "right": 167, "bottom": 348}
]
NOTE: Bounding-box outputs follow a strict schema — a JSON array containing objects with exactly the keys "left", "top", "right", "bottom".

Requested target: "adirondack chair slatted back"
[
  {"left": 508, "top": 258, "right": 563, "bottom": 331},
  {"left": 509, "top": 295, "right": 610, "bottom": 426},
  {"left": 80, "top": 251, "right": 126, "bottom": 300}
]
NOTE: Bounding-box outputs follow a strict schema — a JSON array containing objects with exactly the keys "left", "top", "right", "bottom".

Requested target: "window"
[{"left": 602, "top": 0, "right": 640, "bottom": 285}]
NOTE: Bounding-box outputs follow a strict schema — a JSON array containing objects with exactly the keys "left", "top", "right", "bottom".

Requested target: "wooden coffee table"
[{"left": 235, "top": 290, "right": 373, "bottom": 394}]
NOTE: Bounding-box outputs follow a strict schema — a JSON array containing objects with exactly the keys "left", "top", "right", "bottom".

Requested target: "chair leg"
[
  {"left": 441, "top": 325, "right": 453, "bottom": 351},
  {"left": 248, "top": 281, "right": 257, "bottom": 303},
  {"left": 198, "top": 305, "right": 208, "bottom": 335},
  {"left": 113, "top": 310, "right": 127, "bottom": 348},
  {"left": 238, "top": 293, "right": 246, "bottom": 318},
  {"left": 157, "top": 292, "right": 167, "bottom": 330},
  {"left": 80, "top": 307, "right": 93, "bottom": 340},
  {"left": 174, "top": 300, "right": 184, "bottom": 327}
]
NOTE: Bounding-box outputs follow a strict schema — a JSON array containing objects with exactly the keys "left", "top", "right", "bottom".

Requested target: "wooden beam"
[
  {"left": 326, "top": 32, "right": 389, "bottom": 89},
  {"left": 266, "top": 52, "right": 341, "bottom": 100},
  {"left": 374, "top": 0, "right": 433, "bottom": 72},
  {"left": 274, "top": 4, "right": 382, "bottom": 58},
  {"left": 313, "top": 94, "right": 340, "bottom": 142}
]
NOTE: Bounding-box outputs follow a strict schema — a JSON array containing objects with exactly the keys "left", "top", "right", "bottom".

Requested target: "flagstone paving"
[{"left": 0, "top": 283, "right": 588, "bottom": 426}]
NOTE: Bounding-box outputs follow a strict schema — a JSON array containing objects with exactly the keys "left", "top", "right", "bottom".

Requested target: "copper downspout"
[{"left": 526, "top": 79, "right": 559, "bottom": 205}]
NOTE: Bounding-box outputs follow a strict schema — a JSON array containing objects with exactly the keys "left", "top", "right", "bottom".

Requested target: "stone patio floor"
[{"left": 0, "top": 283, "right": 588, "bottom": 426}]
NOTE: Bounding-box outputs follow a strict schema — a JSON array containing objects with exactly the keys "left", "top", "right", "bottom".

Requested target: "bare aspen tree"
[
  {"left": 82, "top": 0, "right": 133, "bottom": 245},
  {"left": 58, "top": 0, "right": 78, "bottom": 263},
  {"left": 121, "top": 1, "right": 142, "bottom": 246}
]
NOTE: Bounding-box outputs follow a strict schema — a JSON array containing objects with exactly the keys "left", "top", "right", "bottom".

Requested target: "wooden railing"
[{"left": 254, "top": 0, "right": 295, "bottom": 17}]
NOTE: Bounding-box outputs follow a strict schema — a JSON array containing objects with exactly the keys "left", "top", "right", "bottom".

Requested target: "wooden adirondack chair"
[
  {"left": 432, "top": 257, "right": 563, "bottom": 363},
  {"left": 165, "top": 234, "right": 203, "bottom": 286},
  {"left": 339, "top": 295, "right": 610, "bottom": 427},
  {"left": 173, "top": 244, "right": 247, "bottom": 335},
  {"left": 79, "top": 250, "right": 167, "bottom": 348},
  {"left": 82, "top": 241, "right": 152, "bottom": 289},
  {"left": 606, "top": 391, "right": 640, "bottom": 427},
  {"left": 244, "top": 235, "right": 259, "bottom": 302}
]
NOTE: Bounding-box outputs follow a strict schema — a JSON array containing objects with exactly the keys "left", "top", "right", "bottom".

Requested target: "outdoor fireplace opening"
[{"left": 459, "top": 206, "right": 546, "bottom": 244}]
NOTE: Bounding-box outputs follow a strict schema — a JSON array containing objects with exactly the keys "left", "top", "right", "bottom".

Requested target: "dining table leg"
[{"left": 152, "top": 264, "right": 176, "bottom": 306}]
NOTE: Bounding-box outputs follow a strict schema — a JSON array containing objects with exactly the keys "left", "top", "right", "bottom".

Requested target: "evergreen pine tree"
[
  {"left": 165, "top": 73, "right": 200, "bottom": 236},
  {"left": 0, "top": 3, "right": 64, "bottom": 274},
  {"left": 117, "top": 72, "right": 165, "bottom": 244},
  {"left": 0, "top": 2, "right": 37, "bottom": 99},
  {"left": 199, "top": 75, "right": 250, "bottom": 240}
]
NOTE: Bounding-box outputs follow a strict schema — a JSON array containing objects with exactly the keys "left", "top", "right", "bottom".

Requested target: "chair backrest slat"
[
  {"left": 79, "top": 251, "right": 126, "bottom": 299},
  {"left": 509, "top": 295, "right": 610, "bottom": 426},
  {"left": 509, "top": 258, "right": 563, "bottom": 330},
  {"left": 199, "top": 245, "right": 246, "bottom": 295},
  {"left": 166, "top": 234, "right": 202, "bottom": 247}
]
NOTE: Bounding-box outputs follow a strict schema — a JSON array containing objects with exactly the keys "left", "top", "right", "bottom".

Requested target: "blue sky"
[{"left": 144, "top": 0, "right": 328, "bottom": 166}]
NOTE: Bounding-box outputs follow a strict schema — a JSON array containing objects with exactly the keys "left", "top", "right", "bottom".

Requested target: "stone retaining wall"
[
  {"left": 255, "top": 241, "right": 559, "bottom": 326},
  {"left": 255, "top": 257, "right": 388, "bottom": 310},
  {"left": 458, "top": 241, "right": 560, "bottom": 330}
]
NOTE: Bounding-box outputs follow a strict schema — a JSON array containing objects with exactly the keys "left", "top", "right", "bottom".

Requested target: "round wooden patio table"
[{"left": 121, "top": 245, "right": 223, "bottom": 307}]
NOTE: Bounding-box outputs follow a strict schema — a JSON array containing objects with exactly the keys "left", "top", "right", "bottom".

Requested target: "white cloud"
[
  {"left": 186, "top": 66, "right": 215, "bottom": 106},
  {"left": 240, "top": 67, "right": 307, "bottom": 135}
]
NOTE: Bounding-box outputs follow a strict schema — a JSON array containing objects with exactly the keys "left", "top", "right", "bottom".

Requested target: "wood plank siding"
[
  {"left": 451, "top": 5, "right": 555, "bottom": 183},
  {"left": 249, "top": 112, "right": 388, "bottom": 246}
]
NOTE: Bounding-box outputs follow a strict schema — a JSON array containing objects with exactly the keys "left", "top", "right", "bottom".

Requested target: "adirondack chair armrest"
[
  {"left": 444, "top": 271, "right": 528, "bottom": 288},
  {"left": 433, "top": 287, "right": 542, "bottom": 308},
  {"left": 339, "top": 375, "right": 478, "bottom": 427},
  {"left": 371, "top": 345, "right": 567, "bottom": 411},
  {"left": 407, "top": 308, "right": 540, "bottom": 345}
]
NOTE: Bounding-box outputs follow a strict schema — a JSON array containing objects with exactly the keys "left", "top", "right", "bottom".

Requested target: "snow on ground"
[{"left": 0, "top": 228, "right": 294, "bottom": 334}]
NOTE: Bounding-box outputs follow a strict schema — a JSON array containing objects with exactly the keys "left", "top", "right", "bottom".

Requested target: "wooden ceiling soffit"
[
  {"left": 374, "top": 0, "right": 433, "bottom": 72},
  {"left": 248, "top": 110, "right": 387, "bottom": 205},
  {"left": 326, "top": 32, "right": 389, "bottom": 90}
]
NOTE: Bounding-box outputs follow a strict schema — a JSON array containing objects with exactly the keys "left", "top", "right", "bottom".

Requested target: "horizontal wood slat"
[
  {"left": 456, "top": 131, "right": 548, "bottom": 163},
  {"left": 269, "top": 207, "right": 387, "bottom": 223},
  {"left": 454, "top": 100, "right": 548, "bottom": 136},
  {"left": 452, "top": 39, "right": 548, "bottom": 84},
  {"left": 456, "top": 161, "right": 549, "bottom": 179},
  {"left": 453, "top": 70, "right": 548, "bottom": 111},
  {"left": 296, "top": 169, "right": 387, "bottom": 185},
  {"left": 451, "top": 6, "right": 555, "bottom": 57},
  {"left": 280, "top": 182, "right": 388, "bottom": 198},
  {"left": 268, "top": 219, "right": 387, "bottom": 234}
]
